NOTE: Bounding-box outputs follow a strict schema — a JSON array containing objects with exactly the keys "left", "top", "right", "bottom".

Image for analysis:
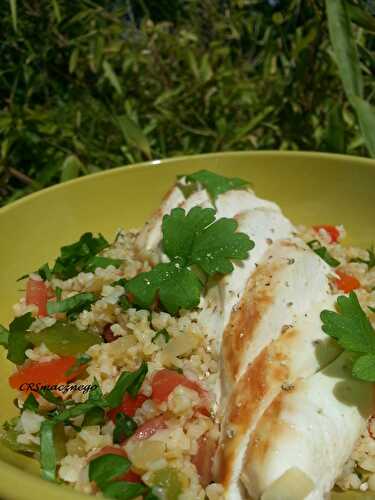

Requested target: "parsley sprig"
[
  {"left": 321, "top": 292, "right": 375, "bottom": 381},
  {"left": 183, "top": 170, "right": 249, "bottom": 202},
  {"left": 308, "top": 239, "right": 340, "bottom": 267},
  {"left": 126, "top": 206, "right": 254, "bottom": 314}
]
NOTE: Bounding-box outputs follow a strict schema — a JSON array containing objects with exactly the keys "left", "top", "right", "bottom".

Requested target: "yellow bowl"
[{"left": 0, "top": 151, "right": 374, "bottom": 499}]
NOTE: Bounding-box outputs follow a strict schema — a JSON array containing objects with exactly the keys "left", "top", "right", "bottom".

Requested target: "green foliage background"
[{"left": 1, "top": 0, "right": 374, "bottom": 205}]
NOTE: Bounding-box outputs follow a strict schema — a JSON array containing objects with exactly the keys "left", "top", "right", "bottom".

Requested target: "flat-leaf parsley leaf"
[
  {"left": 321, "top": 292, "right": 375, "bottom": 381},
  {"left": 184, "top": 170, "right": 249, "bottom": 202},
  {"left": 126, "top": 206, "right": 253, "bottom": 313}
]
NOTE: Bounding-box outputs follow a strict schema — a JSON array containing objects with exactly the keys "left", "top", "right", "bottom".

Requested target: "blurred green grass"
[{"left": 1, "top": 0, "right": 374, "bottom": 205}]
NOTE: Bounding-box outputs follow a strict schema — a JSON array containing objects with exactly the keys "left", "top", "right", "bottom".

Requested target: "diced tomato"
[
  {"left": 151, "top": 369, "right": 206, "bottom": 404},
  {"left": 9, "top": 356, "right": 82, "bottom": 391},
  {"left": 89, "top": 446, "right": 142, "bottom": 483},
  {"left": 313, "top": 225, "right": 340, "bottom": 244},
  {"left": 133, "top": 415, "right": 166, "bottom": 441},
  {"left": 108, "top": 393, "right": 148, "bottom": 422},
  {"left": 191, "top": 433, "right": 217, "bottom": 487},
  {"left": 26, "top": 278, "right": 48, "bottom": 317},
  {"left": 335, "top": 270, "right": 361, "bottom": 293}
]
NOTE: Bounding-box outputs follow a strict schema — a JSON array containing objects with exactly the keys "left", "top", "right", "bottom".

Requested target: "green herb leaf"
[
  {"left": 112, "top": 278, "right": 128, "bottom": 288},
  {"left": 55, "top": 286, "right": 62, "bottom": 302},
  {"left": 113, "top": 413, "right": 137, "bottom": 443},
  {"left": 82, "top": 406, "right": 105, "bottom": 426},
  {"left": 52, "top": 399, "right": 102, "bottom": 423},
  {"left": 38, "top": 263, "right": 53, "bottom": 281},
  {"left": 308, "top": 240, "right": 340, "bottom": 267},
  {"left": 46, "top": 292, "right": 97, "bottom": 316},
  {"left": 84, "top": 256, "right": 122, "bottom": 272},
  {"left": 351, "top": 247, "right": 375, "bottom": 269},
  {"left": 52, "top": 365, "right": 147, "bottom": 423},
  {"left": 26, "top": 322, "right": 102, "bottom": 356},
  {"left": 40, "top": 420, "right": 57, "bottom": 482},
  {"left": 369, "top": 306, "right": 375, "bottom": 313},
  {"left": 89, "top": 454, "right": 131, "bottom": 489},
  {"left": 7, "top": 313, "right": 33, "bottom": 365},
  {"left": 106, "top": 361, "right": 148, "bottom": 406},
  {"left": 321, "top": 292, "right": 375, "bottom": 353},
  {"left": 184, "top": 170, "right": 249, "bottom": 202},
  {"left": 127, "top": 207, "right": 253, "bottom": 313},
  {"left": 162, "top": 207, "right": 216, "bottom": 264},
  {"left": 101, "top": 481, "right": 147, "bottom": 500},
  {"left": 352, "top": 353, "right": 375, "bottom": 382},
  {"left": 321, "top": 292, "right": 375, "bottom": 382},
  {"left": 127, "top": 262, "right": 202, "bottom": 314},
  {"left": 16, "top": 274, "right": 29, "bottom": 282},
  {"left": 39, "top": 389, "right": 64, "bottom": 406},
  {"left": 152, "top": 328, "right": 171, "bottom": 344},
  {"left": 52, "top": 233, "right": 109, "bottom": 279},
  {"left": 88, "top": 377, "right": 103, "bottom": 402},
  {"left": 163, "top": 207, "right": 254, "bottom": 273},
  {"left": 0, "top": 324, "right": 9, "bottom": 348},
  {"left": 23, "top": 393, "right": 39, "bottom": 413}
]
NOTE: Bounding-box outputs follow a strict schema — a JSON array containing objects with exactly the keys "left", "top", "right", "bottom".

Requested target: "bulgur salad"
[{"left": 0, "top": 170, "right": 374, "bottom": 500}]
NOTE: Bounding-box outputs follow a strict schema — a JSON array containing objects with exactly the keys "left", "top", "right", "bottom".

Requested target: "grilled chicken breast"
[
  {"left": 221, "top": 238, "right": 332, "bottom": 396},
  {"left": 241, "top": 352, "right": 374, "bottom": 500},
  {"left": 215, "top": 297, "right": 341, "bottom": 498}
]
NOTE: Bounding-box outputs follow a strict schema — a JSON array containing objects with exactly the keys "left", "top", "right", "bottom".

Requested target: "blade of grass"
[
  {"left": 352, "top": 96, "right": 375, "bottom": 158},
  {"left": 326, "top": 0, "right": 363, "bottom": 100},
  {"left": 9, "top": 0, "right": 17, "bottom": 33}
]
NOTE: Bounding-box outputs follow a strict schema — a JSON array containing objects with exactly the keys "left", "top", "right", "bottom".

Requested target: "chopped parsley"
[
  {"left": 351, "top": 246, "right": 375, "bottom": 270},
  {"left": 126, "top": 207, "right": 254, "bottom": 314},
  {"left": 307, "top": 240, "right": 340, "bottom": 267},
  {"left": 23, "top": 393, "right": 39, "bottom": 413},
  {"left": 40, "top": 420, "right": 58, "bottom": 481},
  {"left": 89, "top": 454, "right": 131, "bottom": 489},
  {"left": 84, "top": 256, "right": 123, "bottom": 272},
  {"left": 51, "top": 232, "right": 111, "bottom": 279},
  {"left": 7, "top": 313, "right": 33, "bottom": 365},
  {"left": 51, "top": 362, "right": 147, "bottom": 423},
  {"left": 321, "top": 292, "right": 375, "bottom": 382},
  {"left": 152, "top": 328, "right": 171, "bottom": 344},
  {"left": 0, "top": 324, "right": 9, "bottom": 348},
  {"left": 113, "top": 413, "right": 137, "bottom": 443},
  {"left": 46, "top": 292, "right": 97, "bottom": 317},
  {"left": 38, "top": 263, "right": 53, "bottom": 281},
  {"left": 183, "top": 170, "right": 249, "bottom": 202}
]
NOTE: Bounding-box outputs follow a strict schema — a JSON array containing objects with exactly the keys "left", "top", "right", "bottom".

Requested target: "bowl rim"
[
  {"left": 2, "top": 150, "right": 374, "bottom": 216},
  {"left": 1, "top": 149, "right": 374, "bottom": 498}
]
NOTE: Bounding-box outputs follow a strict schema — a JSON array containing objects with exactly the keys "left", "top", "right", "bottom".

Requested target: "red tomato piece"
[
  {"left": 151, "top": 369, "right": 206, "bottom": 404},
  {"left": 26, "top": 278, "right": 48, "bottom": 317},
  {"left": 335, "top": 270, "right": 361, "bottom": 293},
  {"left": 108, "top": 393, "right": 148, "bottom": 422},
  {"left": 9, "top": 356, "right": 81, "bottom": 391},
  {"left": 89, "top": 446, "right": 142, "bottom": 483},
  {"left": 133, "top": 415, "right": 166, "bottom": 441},
  {"left": 313, "top": 225, "right": 340, "bottom": 244},
  {"left": 191, "top": 433, "right": 217, "bottom": 487}
]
